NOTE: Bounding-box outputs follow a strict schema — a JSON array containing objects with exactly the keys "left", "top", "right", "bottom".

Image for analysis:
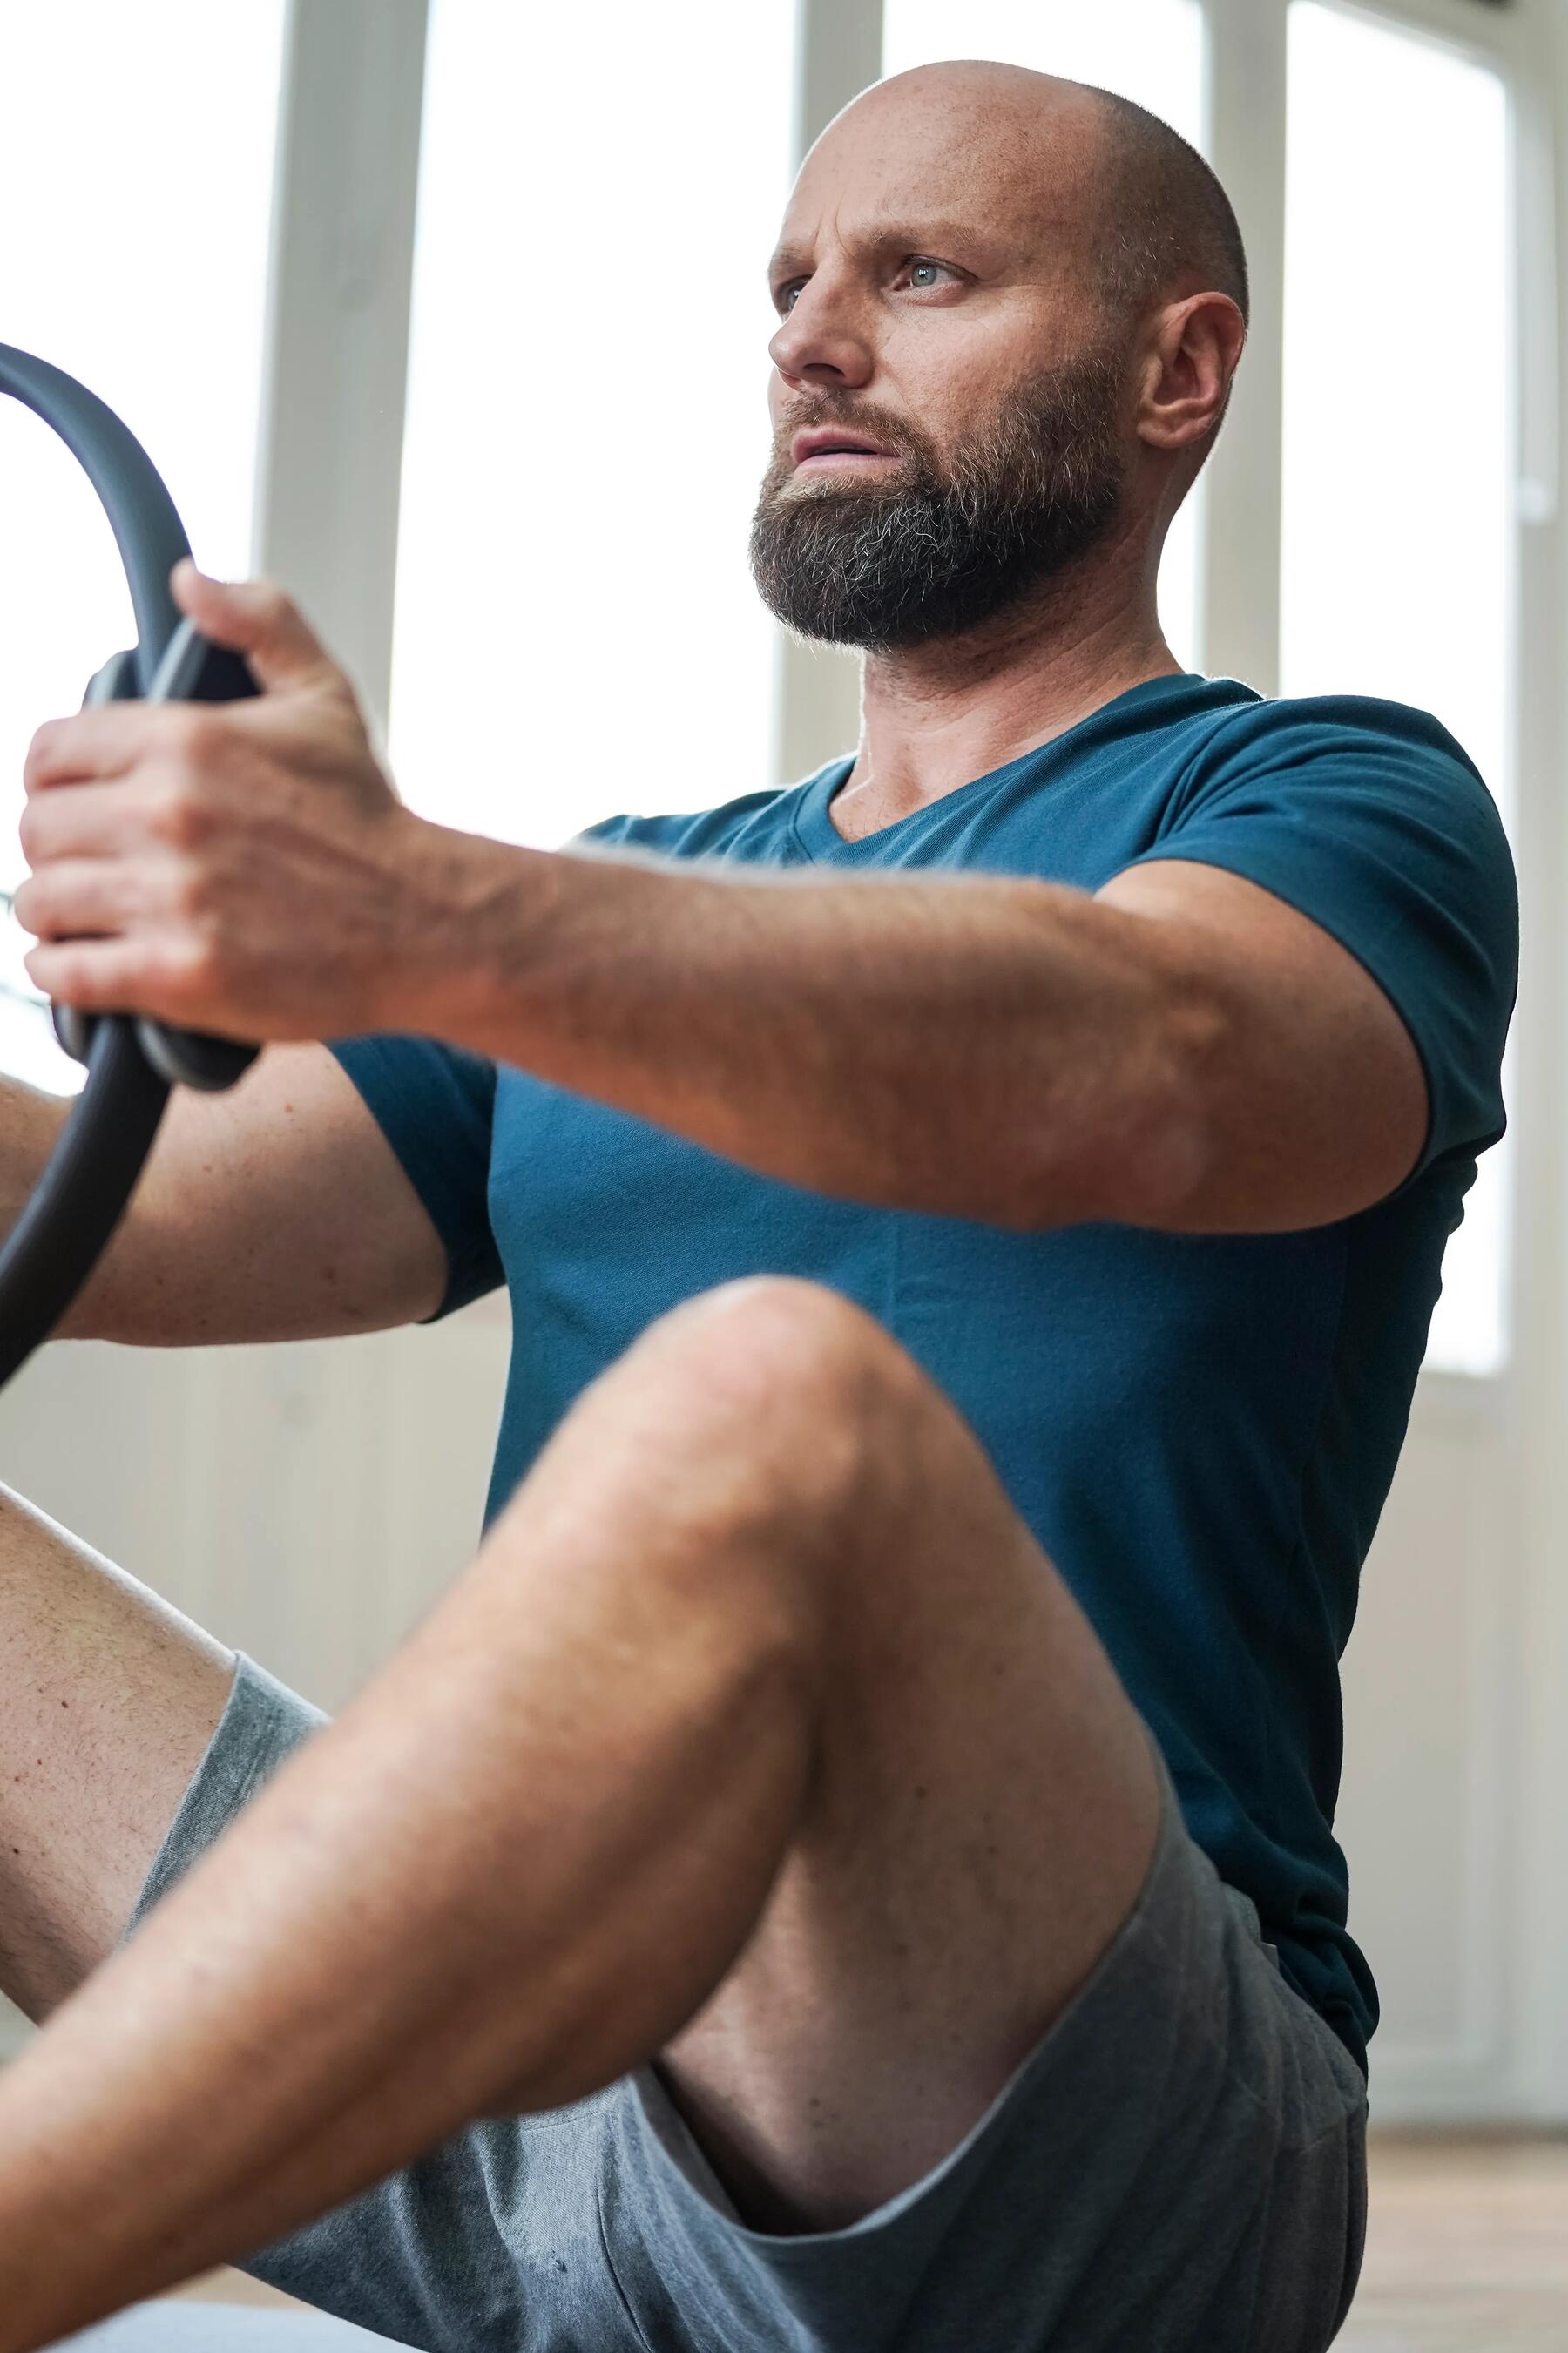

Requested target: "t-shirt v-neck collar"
[{"left": 788, "top": 672, "right": 1227, "bottom": 862}]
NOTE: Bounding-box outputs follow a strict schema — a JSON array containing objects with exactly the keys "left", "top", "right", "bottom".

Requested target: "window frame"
[{"left": 253, "top": 0, "right": 429, "bottom": 747}]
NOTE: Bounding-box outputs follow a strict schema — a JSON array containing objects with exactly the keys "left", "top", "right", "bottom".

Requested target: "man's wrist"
[{"left": 378, "top": 815, "right": 553, "bottom": 1050}]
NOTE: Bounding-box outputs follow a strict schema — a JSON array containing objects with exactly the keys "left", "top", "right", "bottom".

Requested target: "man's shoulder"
[
  {"left": 1191, "top": 682, "right": 1489, "bottom": 794},
  {"left": 1150, "top": 683, "right": 1518, "bottom": 989}
]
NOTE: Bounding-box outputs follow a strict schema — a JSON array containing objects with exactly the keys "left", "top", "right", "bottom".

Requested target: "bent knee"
[
  {"left": 633, "top": 1276, "right": 927, "bottom": 1435},
  {"left": 656, "top": 1274, "right": 877, "bottom": 1347},
  {"left": 600, "top": 1278, "right": 987, "bottom": 1561}
]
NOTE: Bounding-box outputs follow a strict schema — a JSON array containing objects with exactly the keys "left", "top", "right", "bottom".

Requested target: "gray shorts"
[{"left": 128, "top": 1655, "right": 1369, "bottom": 2353}]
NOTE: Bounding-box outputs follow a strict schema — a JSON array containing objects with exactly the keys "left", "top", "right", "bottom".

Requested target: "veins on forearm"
[{"left": 444, "top": 847, "right": 1199, "bottom": 1228}]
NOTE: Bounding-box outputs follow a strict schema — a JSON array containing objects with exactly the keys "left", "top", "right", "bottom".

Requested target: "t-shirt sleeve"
[
  {"left": 1119, "top": 698, "right": 1519, "bottom": 1180},
  {"left": 328, "top": 1035, "right": 504, "bottom": 1318}
]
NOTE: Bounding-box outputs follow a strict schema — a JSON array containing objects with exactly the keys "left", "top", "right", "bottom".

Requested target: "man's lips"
[{"left": 790, "top": 426, "right": 902, "bottom": 470}]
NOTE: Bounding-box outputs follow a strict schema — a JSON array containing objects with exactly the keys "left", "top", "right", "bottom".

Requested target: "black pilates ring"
[{"left": 0, "top": 342, "right": 261, "bottom": 1392}]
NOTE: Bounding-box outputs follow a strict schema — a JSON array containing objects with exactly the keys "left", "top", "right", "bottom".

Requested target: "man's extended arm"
[
  {"left": 17, "top": 565, "right": 1429, "bottom": 1242},
  {"left": 410, "top": 835, "right": 1429, "bottom": 1234}
]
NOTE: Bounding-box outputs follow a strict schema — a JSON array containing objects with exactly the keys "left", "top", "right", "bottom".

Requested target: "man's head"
[{"left": 749, "top": 62, "right": 1248, "bottom": 653}]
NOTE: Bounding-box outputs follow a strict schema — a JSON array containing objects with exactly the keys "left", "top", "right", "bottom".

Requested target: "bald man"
[{"left": 0, "top": 61, "right": 1515, "bottom": 2353}]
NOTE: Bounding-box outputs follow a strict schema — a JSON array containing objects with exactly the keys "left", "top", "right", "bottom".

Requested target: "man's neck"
[{"left": 830, "top": 552, "right": 1182, "bottom": 842}]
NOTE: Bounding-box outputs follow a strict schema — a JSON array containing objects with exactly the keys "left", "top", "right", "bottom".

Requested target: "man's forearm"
[{"left": 416, "top": 831, "right": 1213, "bottom": 1229}]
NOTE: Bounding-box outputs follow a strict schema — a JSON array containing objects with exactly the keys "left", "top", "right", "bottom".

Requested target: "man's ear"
[{"left": 1137, "top": 292, "right": 1247, "bottom": 453}]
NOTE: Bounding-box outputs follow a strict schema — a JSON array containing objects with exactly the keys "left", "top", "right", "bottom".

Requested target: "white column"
[
  {"left": 1508, "top": 0, "right": 1568, "bottom": 2122},
  {"left": 1199, "top": 0, "right": 1288, "bottom": 692},
  {"left": 252, "top": 0, "right": 429, "bottom": 742},
  {"left": 773, "top": 0, "right": 885, "bottom": 785}
]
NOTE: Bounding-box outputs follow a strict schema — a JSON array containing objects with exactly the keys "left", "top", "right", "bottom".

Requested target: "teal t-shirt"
[{"left": 332, "top": 673, "right": 1517, "bottom": 2075}]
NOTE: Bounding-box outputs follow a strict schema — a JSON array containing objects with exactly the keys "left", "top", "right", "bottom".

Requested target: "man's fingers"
[
  {"left": 18, "top": 781, "right": 141, "bottom": 866},
  {"left": 23, "top": 933, "right": 245, "bottom": 1041},
  {"left": 24, "top": 707, "right": 159, "bottom": 794},
  {"left": 25, "top": 568, "right": 346, "bottom": 803},
  {"left": 23, "top": 935, "right": 175, "bottom": 1016},
  {"left": 171, "top": 560, "right": 335, "bottom": 695},
  {"left": 14, "top": 857, "right": 145, "bottom": 942}
]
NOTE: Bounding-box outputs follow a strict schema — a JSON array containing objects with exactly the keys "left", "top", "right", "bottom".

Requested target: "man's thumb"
[{"left": 170, "top": 559, "right": 336, "bottom": 694}]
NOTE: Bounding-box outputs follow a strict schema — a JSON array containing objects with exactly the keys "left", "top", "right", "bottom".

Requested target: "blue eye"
[{"left": 909, "top": 260, "right": 943, "bottom": 288}]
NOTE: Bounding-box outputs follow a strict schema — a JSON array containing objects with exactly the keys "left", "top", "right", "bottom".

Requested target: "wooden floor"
[
  {"left": 174, "top": 2133, "right": 1568, "bottom": 2347},
  {"left": 1339, "top": 2134, "right": 1568, "bottom": 2351}
]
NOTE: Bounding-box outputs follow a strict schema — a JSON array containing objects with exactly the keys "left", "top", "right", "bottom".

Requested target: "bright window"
[
  {"left": 882, "top": 0, "right": 1210, "bottom": 671},
  {"left": 0, "top": 0, "right": 285, "bottom": 1090},
  {"left": 1281, "top": 3, "right": 1513, "bottom": 1377},
  {"left": 389, "top": 0, "right": 798, "bottom": 850}
]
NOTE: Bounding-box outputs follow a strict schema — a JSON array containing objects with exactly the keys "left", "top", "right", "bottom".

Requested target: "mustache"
[{"left": 772, "top": 402, "right": 929, "bottom": 466}]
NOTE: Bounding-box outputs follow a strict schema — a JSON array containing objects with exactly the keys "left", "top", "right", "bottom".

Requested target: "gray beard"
[{"left": 748, "top": 355, "right": 1128, "bottom": 652}]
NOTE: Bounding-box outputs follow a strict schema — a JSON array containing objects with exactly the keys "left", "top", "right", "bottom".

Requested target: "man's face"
[{"left": 749, "top": 76, "right": 1134, "bottom": 652}]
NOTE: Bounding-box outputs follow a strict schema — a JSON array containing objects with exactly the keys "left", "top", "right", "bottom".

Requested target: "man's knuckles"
[{"left": 147, "top": 772, "right": 218, "bottom": 852}]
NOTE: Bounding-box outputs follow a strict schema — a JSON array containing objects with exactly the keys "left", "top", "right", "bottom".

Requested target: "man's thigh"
[
  {"left": 0, "top": 1479, "right": 235, "bottom": 2018},
  {"left": 618, "top": 1771, "right": 1367, "bottom": 2353},
  {"left": 122, "top": 1669, "right": 1364, "bottom": 2353},
  {"left": 648, "top": 1281, "right": 1165, "bottom": 2237}
]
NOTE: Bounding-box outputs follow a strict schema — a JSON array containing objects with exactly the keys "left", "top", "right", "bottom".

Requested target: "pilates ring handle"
[{"left": 0, "top": 342, "right": 260, "bottom": 1392}]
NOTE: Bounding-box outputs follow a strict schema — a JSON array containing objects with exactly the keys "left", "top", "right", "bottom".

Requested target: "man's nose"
[{"left": 767, "top": 274, "right": 875, "bottom": 392}]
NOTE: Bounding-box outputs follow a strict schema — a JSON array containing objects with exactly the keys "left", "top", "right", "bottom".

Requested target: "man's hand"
[{"left": 15, "top": 563, "right": 454, "bottom": 1044}]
